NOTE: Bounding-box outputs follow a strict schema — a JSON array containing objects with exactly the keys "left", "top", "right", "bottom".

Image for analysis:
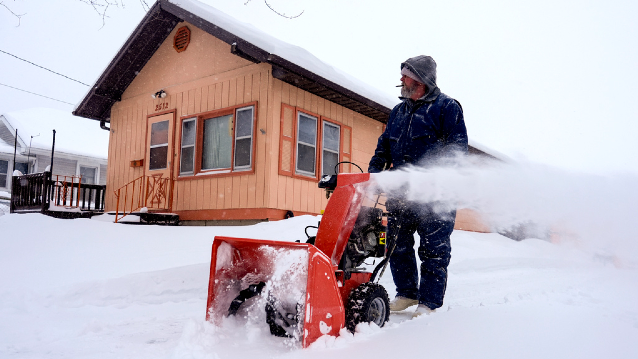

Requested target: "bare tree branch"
[
  {"left": 0, "top": 1, "right": 26, "bottom": 27},
  {"left": 78, "top": 0, "right": 150, "bottom": 28},
  {"left": 264, "top": 1, "right": 304, "bottom": 19},
  {"left": 245, "top": 0, "right": 304, "bottom": 19}
]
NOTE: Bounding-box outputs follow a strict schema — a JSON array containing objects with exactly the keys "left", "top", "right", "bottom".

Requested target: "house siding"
[
  {"left": 267, "top": 80, "right": 384, "bottom": 215},
  {"left": 99, "top": 164, "right": 107, "bottom": 185},
  {"left": 0, "top": 120, "right": 15, "bottom": 146},
  {"left": 37, "top": 156, "right": 78, "bottom": 177},
  {"left": 106, "top": 22, "right": 270, "bottom": 215},
  {"left": 104, "top": 21, "right": 386, "bottom": 219}
]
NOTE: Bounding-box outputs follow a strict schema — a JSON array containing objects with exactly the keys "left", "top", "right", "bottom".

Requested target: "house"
[
  {"left": 73, "top": 0, "right": 499, "bottom": 228},
  {"left": 0, "top": 108, "right": 108, "bottom": 193}
]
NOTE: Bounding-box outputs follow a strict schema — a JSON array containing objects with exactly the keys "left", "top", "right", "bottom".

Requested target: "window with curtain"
[
  {"left": 202, "top": 114, "right": 233, "bottom": 171},
  {"left": 178, "top": 104, "right": 256, "bottom": 176}
]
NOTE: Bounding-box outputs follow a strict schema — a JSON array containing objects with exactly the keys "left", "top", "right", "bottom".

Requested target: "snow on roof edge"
[{"left": 168, "top": 0, "right": 398, "bottom": 110}]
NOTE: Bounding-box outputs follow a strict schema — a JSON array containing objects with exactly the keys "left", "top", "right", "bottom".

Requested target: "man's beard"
[{"left": 401, "top": 81, "right": 419, "bottom": 98}]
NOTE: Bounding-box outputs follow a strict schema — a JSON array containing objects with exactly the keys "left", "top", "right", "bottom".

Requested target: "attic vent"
[{"left": 173, "top": 26, "right": 191, "bottom": 53}]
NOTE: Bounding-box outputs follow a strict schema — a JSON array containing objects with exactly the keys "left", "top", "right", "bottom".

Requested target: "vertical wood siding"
[
  {"left": 102, "top": 21, "right": 385, "bottom": 218},
  {"left": 267, "top": 79, "right": 384, "bottom": 216},
  {"left": 106, "top": 65, "right": 271, "bottom": 214}
]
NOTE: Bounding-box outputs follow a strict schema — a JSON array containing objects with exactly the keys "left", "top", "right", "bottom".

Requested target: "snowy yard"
[{"left": 1, "top": 212, "right": 637, "bottom": 359}]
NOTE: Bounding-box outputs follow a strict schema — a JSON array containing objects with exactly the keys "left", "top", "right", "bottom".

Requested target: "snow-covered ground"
[{"left": 1, "top": 212, "right": 636, "bottom": 359}]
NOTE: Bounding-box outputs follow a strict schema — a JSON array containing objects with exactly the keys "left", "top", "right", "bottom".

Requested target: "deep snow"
[{"left": 1, "top": 209, "right": 636, "bottom": 359}]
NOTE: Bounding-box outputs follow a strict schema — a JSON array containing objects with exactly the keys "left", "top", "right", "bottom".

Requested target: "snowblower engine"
[{"left": 340, "top": 206, "right": 386, "bottom": 272}]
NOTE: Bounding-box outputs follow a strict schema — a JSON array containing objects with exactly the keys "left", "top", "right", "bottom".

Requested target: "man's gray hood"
[{"left": 401, "top": 55, "right": 440, "bottom": 101}]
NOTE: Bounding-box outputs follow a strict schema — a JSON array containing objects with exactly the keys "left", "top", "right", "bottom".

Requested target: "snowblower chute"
[{"left": 205, "top": 173, "right": 391, "bottom": 348}]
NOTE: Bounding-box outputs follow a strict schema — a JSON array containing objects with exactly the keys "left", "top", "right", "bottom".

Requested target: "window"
[
  {"left": 14, "top": 162, "right": 28, "bottom": 175},
  {"left": 296, "top": 112, "right": 317, "bottom": 176},
  {"left": 234, "top": 106, "right": 254, "bottom": 170},
  {"left": 149, "top": 120, "right": 169, "bottom": 170},
  {"left": 322, "top": 121, "right": 340, "bottom": 176},
  {"left": 179, "top": 104, "right": 256, "bottom": 176},
  {"left": 79, "top": 166, "right": 97, "bottom": 185},
  {"left": 179, "top": 118, "right": 196, "bottom": 175},
  {"left": 0, "top": 160, "right": 7, "bottom": 188},
  {"left": 279, "top": 104, "right": 352, "bottom": 180}
]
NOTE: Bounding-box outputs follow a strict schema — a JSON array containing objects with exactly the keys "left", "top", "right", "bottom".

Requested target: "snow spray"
[{"left": 371, "top": 157, "right": 638, "bottom": 264}]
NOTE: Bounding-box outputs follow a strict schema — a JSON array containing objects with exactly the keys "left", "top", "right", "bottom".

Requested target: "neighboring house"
[
  {"left": 0, "top": 108, "right": 108, "bottom": 192},
  {"left": 73, "top": 0, "right": 499, "bottom": 229}
]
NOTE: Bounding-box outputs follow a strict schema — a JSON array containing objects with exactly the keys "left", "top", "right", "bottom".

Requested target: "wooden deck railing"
[
  {"left": 10, "top": 172, "right": 51, "bottom": 213},
  {"left": 10, "top": 172, "right": 106, "bottom": 214},
  {"left": 113, "top": 174, "right": 172, "bottom": 223},
  {"left": 50, "top": 175, "right": 106, "bottom": 212}
]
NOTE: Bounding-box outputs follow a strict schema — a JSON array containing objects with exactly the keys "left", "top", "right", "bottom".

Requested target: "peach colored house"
[{"left": 73, "top": 0, "right": 497, "bottom": 228}]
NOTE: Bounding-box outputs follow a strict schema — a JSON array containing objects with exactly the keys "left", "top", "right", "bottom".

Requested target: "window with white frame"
[
  {"left": 179, "top": 118, "right": 197, "bottom": 175},
  {"left": 295, "top": 112, "right": 318, "bottom": 176},
  {"left": 0, "top": 160, "right": 7, "bottom": 188},
  {"left": 279, "top": 104, "right": 353, "bottom": 181},
  {"left": 179, "top": 104, "right": 256, "bottom": 176},
  {"left": 322, "top": 121, "right": 341, "bottom": 176},
  {"left": 149, "top": 120, "right": 169, "bottom": 170},
  {"left": 234, "top": 106, "right": 254, "bottom": 170},
  {"left": 79, "top": 166, "right": 97, "bottom": 184}
]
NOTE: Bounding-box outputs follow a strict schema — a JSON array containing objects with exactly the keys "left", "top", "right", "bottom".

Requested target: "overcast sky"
[{"left": 1, "top": 0, "right": 637, "bottom": 174}]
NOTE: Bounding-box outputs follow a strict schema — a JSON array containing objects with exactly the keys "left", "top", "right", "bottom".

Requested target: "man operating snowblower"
[{"left": 368, "top": 55, "right": 468, "bottom": 318}]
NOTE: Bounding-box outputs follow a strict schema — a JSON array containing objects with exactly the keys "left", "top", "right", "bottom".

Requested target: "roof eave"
[{"left": 73, "top": 0, "right": 391, "bottom": 123}]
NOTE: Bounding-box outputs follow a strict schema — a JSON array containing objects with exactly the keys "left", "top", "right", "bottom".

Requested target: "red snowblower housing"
[{"left": 205, "top": 173, "right": 390, "bottom": 348}]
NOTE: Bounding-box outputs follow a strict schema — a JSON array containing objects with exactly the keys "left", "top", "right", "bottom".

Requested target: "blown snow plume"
[{"left": 372, "top": 158, "right": 638, "bottom": 264}]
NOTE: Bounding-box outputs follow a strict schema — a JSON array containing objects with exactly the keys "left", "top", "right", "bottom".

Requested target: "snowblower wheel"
[{"left": 345, "top": 283, "right": 390, "bottom": 332}]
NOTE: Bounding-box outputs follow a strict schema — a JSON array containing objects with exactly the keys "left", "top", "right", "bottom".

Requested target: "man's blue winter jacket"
[{"left": 368, "top": 91, "right": 468, "bottom": 173}]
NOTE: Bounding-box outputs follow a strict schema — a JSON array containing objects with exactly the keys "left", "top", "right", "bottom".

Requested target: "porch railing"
[
  {"left": 10, "top": 172, "right": 51, "bottom": 213},
  {"left": 50, "top": 175, "right": 106, "bottom": 212},
  {"left": 113, "top": 174, "right": 172, "bottom": 223},
  {"left": 10, "top": 172, "right": 106, "bottom": 214}
]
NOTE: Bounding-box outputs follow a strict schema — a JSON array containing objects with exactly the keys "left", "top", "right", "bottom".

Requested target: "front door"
[{"left": 145, "top": 112, "right": 175, "bottom": 211}]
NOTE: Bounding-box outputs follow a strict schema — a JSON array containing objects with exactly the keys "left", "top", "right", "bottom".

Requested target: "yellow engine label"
[{"left": 379, "top": 232, "right": 386, "bottom": 245}]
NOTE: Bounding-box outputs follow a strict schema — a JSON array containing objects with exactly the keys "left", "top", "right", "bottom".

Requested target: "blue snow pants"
[{"left": 387, "top": 200, "right": 455, "bottom": 310}]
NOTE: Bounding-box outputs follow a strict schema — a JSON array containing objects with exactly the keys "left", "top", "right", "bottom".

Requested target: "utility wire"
[
  {"left": 0, "top": 49, "right": 90, "bottom": 87},
  {"left": 0, "top": 82, "right": 75, "bottom": 106}
]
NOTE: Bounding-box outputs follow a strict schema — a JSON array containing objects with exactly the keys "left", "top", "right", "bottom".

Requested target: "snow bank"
[{"left": 1, "top": 207, "right": 637, "bottom": 358}]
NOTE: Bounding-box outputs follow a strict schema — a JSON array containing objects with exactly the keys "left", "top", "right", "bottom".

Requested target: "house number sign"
[{"left": 155, "top": 102, "right": 169, "bottom": 112}]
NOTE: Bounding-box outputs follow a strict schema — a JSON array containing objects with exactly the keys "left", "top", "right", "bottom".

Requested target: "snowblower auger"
[{"left": 205, "top": 172, "right": 390, "bottom": 348}]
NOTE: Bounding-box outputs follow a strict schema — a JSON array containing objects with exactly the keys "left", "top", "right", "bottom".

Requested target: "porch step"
[
  {"left": 107, "top": 211, "right": 180, "bottom": 226},
  {"left": 43, "top": 209, "right": 100, "bottom": 219}
]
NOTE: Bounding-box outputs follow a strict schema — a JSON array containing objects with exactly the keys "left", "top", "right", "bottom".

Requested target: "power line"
[
  {"left": 0, "top": 82, "right": 75, "bottom": 106},
  {"left": 0, "top": 49, "right": 90, "bottom": 87}
]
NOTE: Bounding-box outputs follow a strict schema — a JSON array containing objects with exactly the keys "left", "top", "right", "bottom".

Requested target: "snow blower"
[{"left": 205, "top": 172, "right": 393, "bottom": 348}]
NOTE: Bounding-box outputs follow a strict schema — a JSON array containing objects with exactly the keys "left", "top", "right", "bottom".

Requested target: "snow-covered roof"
[
  {"left": 0, "top": 142, "right": 18, "bottom": 156},
  {"left": 1, "top": 108, "right": 108, "bottom": 159},
  {"left": 168, "top": 0, "right": 397, "bottom": 110},
  {"left": 74, "top": 0, "right": 393, "bottom": 123},
  {"left": 72, "top": 0, "right": 501, "bottom": 161}
]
